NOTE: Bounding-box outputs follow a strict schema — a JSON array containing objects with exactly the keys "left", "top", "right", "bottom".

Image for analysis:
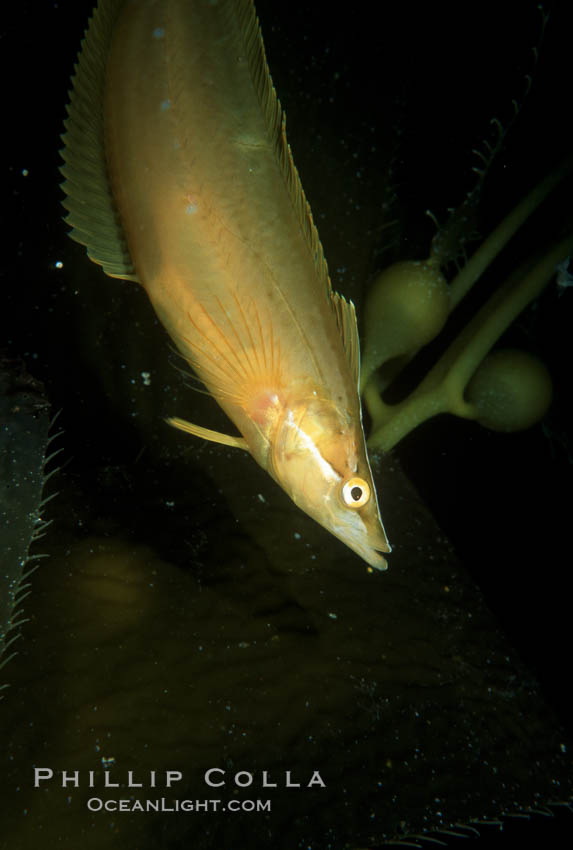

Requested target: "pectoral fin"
[{"left": 166, "top": 417, "right": 249, "bottom": 451}]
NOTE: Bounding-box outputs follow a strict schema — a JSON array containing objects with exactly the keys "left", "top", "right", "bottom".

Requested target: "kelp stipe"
[
  {"left": 359, "top": 6, "right": 571, "bottom": 452},
  {"left": 362, "top": 126, "right": 572, "bottom": 450}
]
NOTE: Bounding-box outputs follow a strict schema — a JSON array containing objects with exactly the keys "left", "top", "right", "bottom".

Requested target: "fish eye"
[{"left": 341, "top": 477, "right": 370, "bottom": 509}]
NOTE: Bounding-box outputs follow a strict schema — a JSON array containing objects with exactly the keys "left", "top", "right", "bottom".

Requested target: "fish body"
[{"left": 61, "top": 0, "right": 390, "bottom": 569}]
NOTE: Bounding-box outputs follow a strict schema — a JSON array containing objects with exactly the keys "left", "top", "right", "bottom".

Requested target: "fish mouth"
[
  {"left": 330, "top": 520, "right": 391, "bottom": 571},
  {"left": 356, "top": 523, "right": 391, "bottom": 572},
  {"left": 358, "top": 542, "right": 390, "bottom": 572},
  {"left": 349, "top": 523, "right": 392, "bottom": 572}
]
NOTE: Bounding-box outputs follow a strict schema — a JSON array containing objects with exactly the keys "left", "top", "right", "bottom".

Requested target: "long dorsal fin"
[
  {"left": 239, "top": 1, "right": 360, "bottom": 372},
  {"left": 332, "top": 293, "right": 361, "bottom": 388},
  {"left": 238, "top": 0, "right": 332, "bottom": 300},
  {"left": 60, "top": 0, "right": 138, "bottom": 281},
  {"left": 166, "top": 417, "right": 250, "bottom": 451}
]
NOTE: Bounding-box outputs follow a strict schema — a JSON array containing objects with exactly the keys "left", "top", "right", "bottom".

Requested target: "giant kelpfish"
[{"left": 61, "top": 0, "right": 391, "bottom": 569}]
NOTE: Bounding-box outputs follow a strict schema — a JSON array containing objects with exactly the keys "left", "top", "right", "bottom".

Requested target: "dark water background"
[{"left": 1, "top": 1, "right": 572, "bottom": 847}]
